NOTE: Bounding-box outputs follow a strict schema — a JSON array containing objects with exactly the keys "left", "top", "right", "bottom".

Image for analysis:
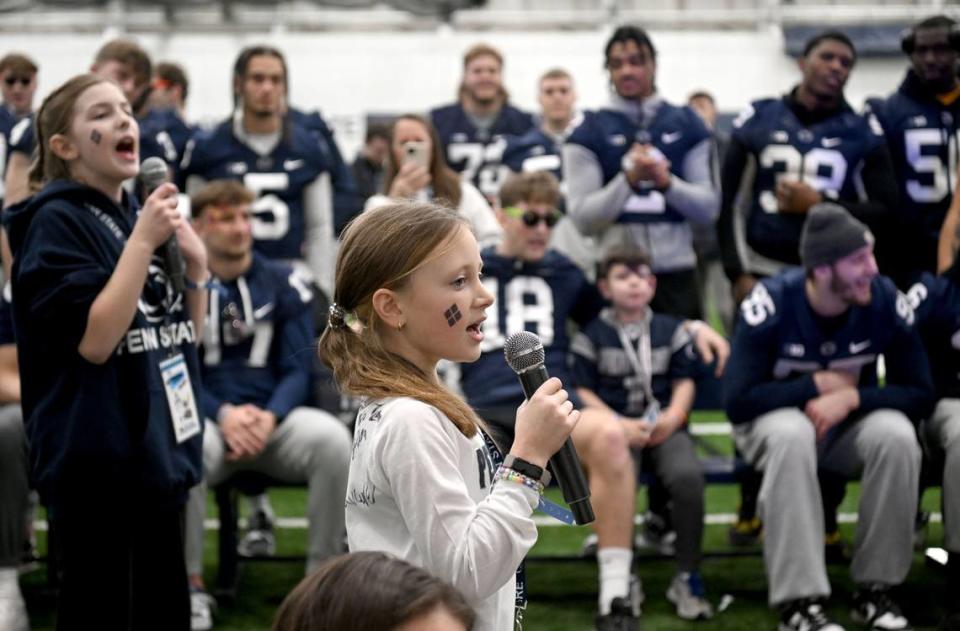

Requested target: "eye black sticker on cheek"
[
  {"left": 90, "top": 130, "right": 102, "bottom": 145},
  {"left": 444, "top": 304, "right": 462, "bottom": 327}
]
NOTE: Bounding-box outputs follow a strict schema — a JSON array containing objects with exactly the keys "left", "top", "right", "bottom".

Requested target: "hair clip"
[{"left": 328, "top": 303, "right": 347, "bottom": 330}]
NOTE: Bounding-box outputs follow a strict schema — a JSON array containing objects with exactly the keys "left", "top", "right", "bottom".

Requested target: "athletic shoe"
[
  {"left": 779, "top": 599, "right": 845, "bottom": 631},
  {"left": 638, "top": 511, "right": 676, "bottom": 556},
  {"left": 851, "top": 587, "right": 911, "bottom": 631},
  {"left": 594, "top": 596, "right": 640, "bottom": 631},
  {"left": 190, "top": 588, "right": 216, "bottom": 631},
  {"left": 238, "top": 508, "right": 276, "bottom": 557},
  {"left": 0, "top": 590, "right": 29, "bottom": 631},
  {"left": 728, "top": 516, "right": 763, "bottom": 546},
  {"left": 666, "top": 571, "right": 714, "bottom": 620}
]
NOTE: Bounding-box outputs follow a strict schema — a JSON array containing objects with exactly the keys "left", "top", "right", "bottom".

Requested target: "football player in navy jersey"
[
  {"left": 718, "top": 31, "right": 898, "bottom": 305},
  {"left": 430, "top": 43, "right": 534, "bottom": 200},
  {"left": 139, "top": 61, "right": 196, "bottom": 178},
  {"left": 182, "top": 181, "right": 351, "bottom": 628},
  {"left": 564, "top": 25, "right": 719, "bottom": 320},
  {"left": 0, "top": 53, "right": 37, "bottom": 207},
  {"left": 461, "top": 171, "right": 727, "bottom": 630},
  {"left": 724, "top": 204, "right": 930, "bottom": 631},
  {"left": 179, "top": 45, "right": 336, "bottom": 298},
  {"left": 903, "top": 266, "right": 960, "bottom": 631},
  {"left": 865, "top": 16, "right": 960, "bottom": 288}
]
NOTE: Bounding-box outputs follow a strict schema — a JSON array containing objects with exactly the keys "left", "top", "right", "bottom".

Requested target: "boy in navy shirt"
[
  {"left": 724, "top": 203, "right": 930, "bottom": 631},
  {"left": 571, "top": 245, "right": 715, "bottom": 621}
]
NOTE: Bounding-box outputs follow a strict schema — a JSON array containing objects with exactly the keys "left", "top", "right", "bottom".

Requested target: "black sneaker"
[
  {"left": 779, "top": 599, "right": 845, "bottom": 631},
  {"left": 594, "top": 596, "right": 640, "bottom": 631},
  {"left": 851, "top": 587, "right": 911, "bottom": 631}
]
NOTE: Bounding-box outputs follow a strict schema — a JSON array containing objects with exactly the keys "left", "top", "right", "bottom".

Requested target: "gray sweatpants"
[
  {"left": 0, "top": 404, "right": 27, "bottom": 568},
  {"left": 922, "top": 399, "right": 960, "bottom": 553},
  {"left": 184, "top": 407, "right": 352, "bottom": 576},
  {"left": 639, "top": 430, "right": 705, "bottom": 572},
  {"left": 733, "top": 407, "right": 920, "bottom": 606}
]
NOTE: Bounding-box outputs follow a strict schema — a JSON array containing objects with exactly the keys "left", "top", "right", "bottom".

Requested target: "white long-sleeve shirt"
[{"left": 346, "top": 397, "right": 538, "bottom": 631}]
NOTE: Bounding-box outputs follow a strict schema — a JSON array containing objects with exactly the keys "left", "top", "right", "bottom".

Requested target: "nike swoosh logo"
[
  {"left": 661, "top": 131, "right": 682, "bottom": 144},
  {"left": 849, "top": 340, "right": 871, "bottom": 354},
  {"left": 283, "top": 159, "right": 305, "bottom": 170},
  {"left": 822, "top": 137, "right": 842, "bottom": 148},
  {"left": 253, "top": 303, "right": 275, "bottom": 319}
]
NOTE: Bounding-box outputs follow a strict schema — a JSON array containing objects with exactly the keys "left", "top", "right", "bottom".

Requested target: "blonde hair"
[
  {"left": 318, "top": 201, "right": 483, "bottom": 437},
  {"left": 29, "top": 74, "right": 108, "bottom": 192}
]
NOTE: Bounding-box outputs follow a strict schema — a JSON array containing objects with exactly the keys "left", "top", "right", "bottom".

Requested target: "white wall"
[{"left": 0, "top": 26, "right": 909, "bottom": 158}]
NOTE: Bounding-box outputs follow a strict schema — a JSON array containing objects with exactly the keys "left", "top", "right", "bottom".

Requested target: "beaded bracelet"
[{"left": 495, "top": 466, "right": 545, "bottom": 495}]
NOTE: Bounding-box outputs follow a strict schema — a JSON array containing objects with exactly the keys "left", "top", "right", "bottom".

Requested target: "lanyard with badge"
[
  {"left": 615, "top": 315, "right": 660, "bottom": 423},
  {"left": 84, "top": 200, "right": 202, "bottom": 445}
]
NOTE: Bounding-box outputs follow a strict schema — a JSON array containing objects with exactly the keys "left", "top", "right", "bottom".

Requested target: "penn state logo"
[{"left": 137, "top": 256, "right": 184, "bottom": 323}]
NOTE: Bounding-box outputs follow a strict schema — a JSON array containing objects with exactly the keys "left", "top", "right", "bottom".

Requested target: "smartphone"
[{"left": 402, "top": 141, "right": 429, "bottom": 168}]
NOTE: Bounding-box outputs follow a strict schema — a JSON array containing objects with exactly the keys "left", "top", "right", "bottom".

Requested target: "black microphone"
[
  {"left": 140, "top": 157, "right": 186, "bottom": 293},
  {"left": 504, "top": 331, "right": 595, "bottom": 525}
]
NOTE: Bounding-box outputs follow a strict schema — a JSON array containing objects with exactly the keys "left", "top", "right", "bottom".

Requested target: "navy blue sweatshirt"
[
  {"left": 723, "top": 268, "right": 933, "bottom": 425},
  {"left": 5, "top": 181, "right": 202, "bottom": 516}
]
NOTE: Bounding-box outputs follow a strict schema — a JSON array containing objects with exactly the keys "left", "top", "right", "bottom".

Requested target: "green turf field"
[{"left": 19, "top": 414, "right": 953, "bottom": 630}]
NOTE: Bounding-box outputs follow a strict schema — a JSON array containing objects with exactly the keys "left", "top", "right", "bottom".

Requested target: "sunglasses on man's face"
[
  {"left": 3, "top": 77, "right": 31, "bottom": 87},
  {"left": 502, "top": 206, "right": 562, "bottom": 228}
]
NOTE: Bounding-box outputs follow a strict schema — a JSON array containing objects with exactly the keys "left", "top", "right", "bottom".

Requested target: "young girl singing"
[
  {"left": 319, "top": 201, "right": 579, "bottom": 630},
  {"left": 5, "top": 74, "right": 209, "bottom": 629}
]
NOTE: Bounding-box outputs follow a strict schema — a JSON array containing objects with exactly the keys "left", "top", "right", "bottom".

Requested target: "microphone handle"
[
  {"left": 164, "top": 236, "right": 186, "bottom": 294},
  {"left": 517, "top": 365, "right": 595, "bottom": 525}
]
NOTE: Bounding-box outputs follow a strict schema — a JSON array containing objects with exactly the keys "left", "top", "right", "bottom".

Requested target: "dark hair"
[
  {"left": 599, "top": 244, "right": 653, "bottom": 279},
  {"left": 94, "top": 39, "right": 152, "bottom": 88},
  {"left": 190, "top": 179, "right": 255, "bottom": 218},
  {"left": 365, "top": 122, "right": 391, "bottom": 144},
  {"left": 802, "top": 30, "right": 857, "bottom": 63},
  {"left": 232, "top": 45, "right": 288, "bottom": 107},
  {"left": 155, "top": 61, "right": 189, "bottom": 102},
  {"left": 381, "top": 114, "right": 462, "bottom": 207},
  {"left": 915, "top": 14, "right": 958, "bottom": 32},
  {"left": 29, "top": 74, "right": 109, "bottom": 191},
  {"left": 0, "top": 53, "right": 37, "bottom": 77},
  {"left": 272, "top": 552, "right": 475, "bottom": 631},
  {"left": 498, "top": 171, "right": 560, "bottom": 208},
  {"left": 688, "top": 90, "right": 715, "bottom": 105},
  {"left": 604, "top": 25, "right": 657, "bottom": 67}
]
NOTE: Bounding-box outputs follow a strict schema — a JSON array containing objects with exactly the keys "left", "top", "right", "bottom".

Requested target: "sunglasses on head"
[
  {"left": 503, "top": 206, "right": 561, "bottom": 228},
  {"left": 3, "top": 76, "right": 31, "bottom": 87}
]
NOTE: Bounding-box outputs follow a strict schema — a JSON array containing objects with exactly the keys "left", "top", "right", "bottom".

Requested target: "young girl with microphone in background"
[
  {"left": 319, "top": 201, "right": 579, "bottom": 630},
  {"left": 5, "top": 74, "right": 209, "bottom": 629}
]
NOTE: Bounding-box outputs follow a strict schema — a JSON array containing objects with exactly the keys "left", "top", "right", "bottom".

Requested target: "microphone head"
[
  {"left": 504, "top": 331, "right": 545, "bottom": 374},
  {"left": 139, "top": 156, "right": 169, "bottom": 193}
]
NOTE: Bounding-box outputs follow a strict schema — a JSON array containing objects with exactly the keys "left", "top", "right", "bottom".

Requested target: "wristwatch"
[{"left": 503, "top": 455, "right": 552, "bottom": 486}]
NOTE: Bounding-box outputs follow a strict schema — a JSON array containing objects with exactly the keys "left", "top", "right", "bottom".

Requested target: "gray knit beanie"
[{"left": 799, "top": 203, "right": 874, "bottom": 270}]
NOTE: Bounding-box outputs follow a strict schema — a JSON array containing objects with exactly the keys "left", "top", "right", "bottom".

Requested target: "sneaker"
[
  {"left": 666, "top": 571, "right": 714, "bottom": 620},
  {"left": 779, "top": 599, "right": 845, "bottom": 631},
  {"left": 238, "top": 508, "right": 276, "bottom": 557},
  {"left": 638, "top": 511, "right": 677, "bottom": 556},
  {"left": 0, "top": 590, "right": 29, "bottom": 631},
  {"left": 594, "top": 596, "right": 639, "bottom": 631},
  {"left": 729, "top": 516, "right": 762, "bottom": 546},
  {"left": 851, "top": 587, "right": 911, "bottom": 631},
  {"left": 190, "top": 588, "right": 216, "bottom": 631}
]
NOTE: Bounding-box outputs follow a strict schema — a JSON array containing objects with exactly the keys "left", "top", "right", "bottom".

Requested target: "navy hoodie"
[{"left": 5, "top": 181, "right": 202, "bottom": 517}]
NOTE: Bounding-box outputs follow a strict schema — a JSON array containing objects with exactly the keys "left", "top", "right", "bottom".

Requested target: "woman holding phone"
[{"left": 364, "top": 113, "right": 501, "bottom": 247}]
